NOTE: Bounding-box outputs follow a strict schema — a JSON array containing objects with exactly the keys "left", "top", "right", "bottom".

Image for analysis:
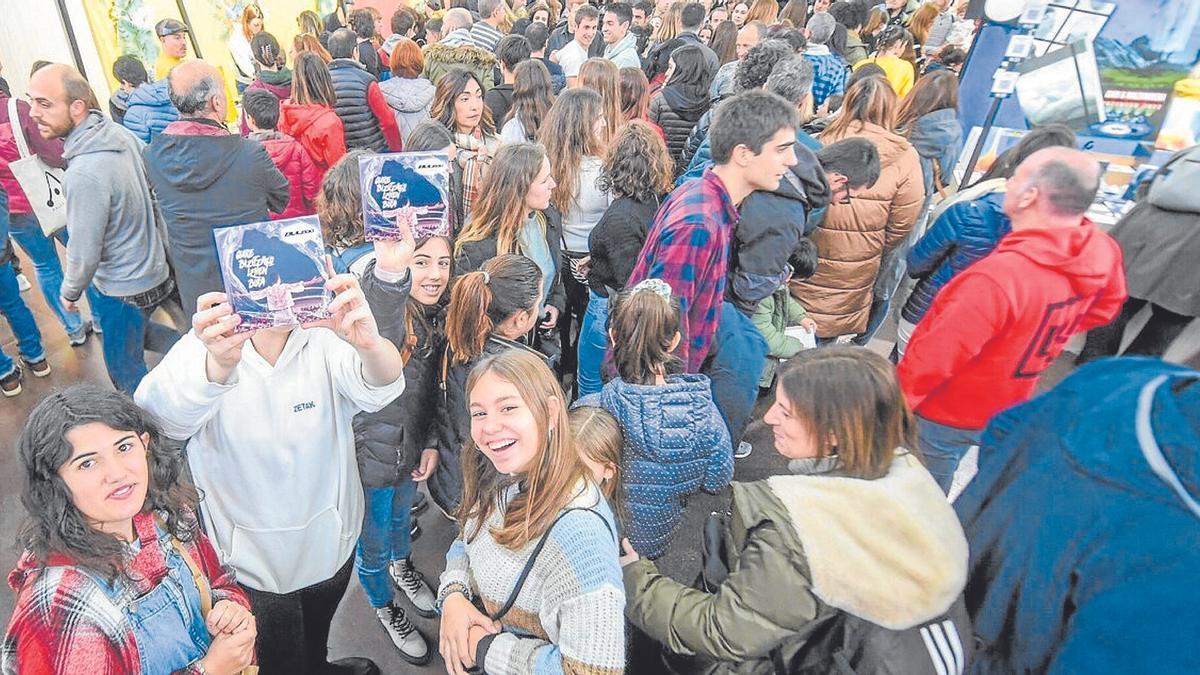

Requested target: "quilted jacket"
[
  {"left": 901, "top": 189, "right": 1009, "bottom": 324},
  {"left": 250, "top": 130, "right": 322, "bottom": 219},
  {"left": 579, "top": 373, "right": 732, "bottom": 559},
  {"left": 122, "top": 79, "right": 179, "bottom": 144}
]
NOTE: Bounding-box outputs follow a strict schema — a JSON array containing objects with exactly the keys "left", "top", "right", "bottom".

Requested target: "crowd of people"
[{"left": 1, "top": 0, "right": 1198, "bottom": 674}]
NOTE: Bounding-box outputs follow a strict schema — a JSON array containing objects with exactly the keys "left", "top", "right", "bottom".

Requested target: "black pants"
[
  {"left": 559, "top": 266, "right": 590, "bottom": 387},
  {"left": 1077, "top": 297, "right": 1194, "bottom": 364},
  {"left": 243, "top": 556, "right": 354, "bottom": 675}
]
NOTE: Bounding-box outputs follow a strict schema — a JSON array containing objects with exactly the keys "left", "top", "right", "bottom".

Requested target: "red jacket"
[
  {"left": 898, "top": 219, "right": 1127, "bottom": 429},
  {"left": 278, "top": 102, "right": 347, "bottom": 173},
  {"left": 0, "top": 95, "right": 66, "bottom": 214},
  {"left": 250, "top": 130, "right": 321, "bottom": 219}
]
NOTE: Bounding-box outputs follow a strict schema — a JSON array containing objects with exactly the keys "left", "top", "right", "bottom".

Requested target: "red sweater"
[
  {"left": 0, "top": 95, "right": 66, "bottom": 214},
  {"left": 250, "top": 130, "right": 322, "bottom": 219},
  {"left": 898, "top": 220, "right": 1127, "bottom": 429}
]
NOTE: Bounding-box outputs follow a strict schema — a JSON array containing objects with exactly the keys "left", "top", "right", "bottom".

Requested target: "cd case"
[
  {"left": 359, "top": 151, "right": 451, "bottom": 241},
  {"left": 212, "top": 215, "right": 332, "bottom": 332}
]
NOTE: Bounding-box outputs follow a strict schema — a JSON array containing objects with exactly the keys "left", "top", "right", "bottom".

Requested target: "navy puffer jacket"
[
  {"left": 579, "top": 373, "right": 732, "bottom": 559},
  {"left": 901, "top": 190, "right": 1009, "bottom": 325}
]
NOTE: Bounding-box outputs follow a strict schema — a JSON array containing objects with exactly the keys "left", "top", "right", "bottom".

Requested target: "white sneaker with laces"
[
  {"left": 390, "top": 558, "right": 437, "bottom": 618},
  {"left": 375, "top": 604, "right": 430, "bottom": 665}
]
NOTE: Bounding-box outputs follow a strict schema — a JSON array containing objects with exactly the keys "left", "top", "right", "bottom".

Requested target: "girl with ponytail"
[
  {"left": 429, "top": 254, "right": 549, "bottom": 517},
  {"left": 238, "top": 31, "right": 293, "bottom": 135},
  {"left": 576, "top": 279, "right": 732, "bottom": 560}
]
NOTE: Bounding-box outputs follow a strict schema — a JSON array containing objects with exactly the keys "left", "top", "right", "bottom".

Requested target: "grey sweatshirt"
[{"left": 61, "top": 111, "right": 169, "bottom": 301}]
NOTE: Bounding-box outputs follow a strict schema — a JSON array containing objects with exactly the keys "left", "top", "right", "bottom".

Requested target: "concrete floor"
[{"left": 2, "top": 247, "right": 1199, "bottom": 674}]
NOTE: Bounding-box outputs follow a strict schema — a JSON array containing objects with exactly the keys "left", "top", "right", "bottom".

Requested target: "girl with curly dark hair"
[
  {"left": 4, "top": 384, "right": 256, "bottom": 674},
  {"left": 576, "top": 120, "right": 674, "bottom": 396}
]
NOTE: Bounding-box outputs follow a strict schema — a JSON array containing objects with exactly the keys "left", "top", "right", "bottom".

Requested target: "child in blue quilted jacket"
[{"left": 578, "top": 278, "right": 733, "bottom": 559}]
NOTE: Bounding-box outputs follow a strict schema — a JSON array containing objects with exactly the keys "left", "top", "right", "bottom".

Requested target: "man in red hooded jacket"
[{"left": 898, "top": 147, "right": 1127, "bottom": 492}]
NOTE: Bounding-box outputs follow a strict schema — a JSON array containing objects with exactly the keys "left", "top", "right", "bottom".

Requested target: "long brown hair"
[
  {"left": 907, "top": 3, "right": 939, "bottom": 46},
  {"left": 607, "top": 281, "right": 682, "bottom": 385},
  {"left": 539, "top": 88, "right": 604, "bottom": 213},
  {"left": 569, "top": 406, "right": 624, "bottom": 518},
  {"left": 293, "top": 33, "right": 332, "bottom": 64},
  {"left": 775, "top": 346, "right": 918, "bottom": 480},
  {"left": 777, "top": 0, "right": 807, "bottom": 31},
  {"left": 317, "top": 149, "right": 369, "bottom": 248},
  {"left": 578, "top": 58, "right": 623, "bottom": 144},
  {"left": 454, "top": 143, "right": 547, "bottom": 257},
  {"left": 820, "top": 74, "right": 897, "bottom": 141},
  {"left": 619, "top": 66, "right": 651, "bottom": 121},
  {"left": 445, "top": 254, "right": 543, "bottom": 363},
  {"left": 431, "top": 68, "right": 496, "bottom": 136},
  {"left": 458, "top": 349, "right": 591, "bottom": 549},
  {"left": 895, "top": 69, "right": 959, "bottom": 133},
  {"left": 291, "top": 52, "right": 336, "bottom": 105},
  {"left": 508, "top": 59, "right": 555, "bottom": 139},
  {"left": 744, "top": 0, "right": 779, "bottom": 25},
  {"left": 709, "top": 20, "right": 739, "bottom": 65}
]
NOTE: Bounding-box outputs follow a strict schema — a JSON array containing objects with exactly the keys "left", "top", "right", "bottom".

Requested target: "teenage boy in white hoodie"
[{"left": 136, "top": 234, "right": 415, "bottom": 675}]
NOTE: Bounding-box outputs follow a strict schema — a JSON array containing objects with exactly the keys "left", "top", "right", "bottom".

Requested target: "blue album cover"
[
  {"left": 359, "top": 151, "right": 451, "bottom": 241},
  {"left": 212, "top": 216, "right": 331, "bottom": 333}
]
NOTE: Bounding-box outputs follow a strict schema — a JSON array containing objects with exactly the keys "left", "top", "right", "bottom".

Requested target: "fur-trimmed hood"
[
  {"left": 766, "top": 452, "right": 968, "bottom": 629},
  {"left": 423, "top": 42, "right": 498, "bottom": 69}
]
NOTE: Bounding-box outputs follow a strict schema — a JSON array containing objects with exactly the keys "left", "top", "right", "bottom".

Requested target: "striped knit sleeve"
[{"left": 482, "top": 512, "right": 626, "bottom": 675}]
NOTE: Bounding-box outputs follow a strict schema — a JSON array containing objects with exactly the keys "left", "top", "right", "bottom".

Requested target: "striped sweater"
[{"left": 438, "top": 480, "right": 626, "bottom": 674}]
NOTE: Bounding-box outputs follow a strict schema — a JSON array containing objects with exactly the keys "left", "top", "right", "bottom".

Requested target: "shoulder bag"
[{"left": 5, "top": 97, "right": 67, "bottom": 236}]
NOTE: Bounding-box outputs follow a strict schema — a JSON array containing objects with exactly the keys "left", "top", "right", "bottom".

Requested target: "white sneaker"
[
  {"left": 16, "top": 274, "right": 31, "bottom": 293},
  {"left": 735, "top": 441, "right": 753, "bottom": 459},
  {"left": 375, "top": 604, "right": 430, "bottom": 665},
  {"left": 390, "top": 558, "right": 437, "bottom": 618}
]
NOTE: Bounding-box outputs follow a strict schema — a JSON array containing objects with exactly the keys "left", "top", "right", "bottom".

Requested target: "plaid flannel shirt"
[
  {"left": 628, "top": 168, "right": 739, "bottom": 372},
  {"left": 804, "top": 49, "right": 849, "bottom": 108},
  {"left": 3, "top": 511, "right": 250, "bottom": 675}
]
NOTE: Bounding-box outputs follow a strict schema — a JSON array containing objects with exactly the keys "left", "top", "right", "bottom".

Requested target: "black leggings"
[
  {"left": 1077, "top": 297, "right": 1194, "bottom": 364},
  {"left": 242, "top": 556, "right": 354, "bottom": 675}
]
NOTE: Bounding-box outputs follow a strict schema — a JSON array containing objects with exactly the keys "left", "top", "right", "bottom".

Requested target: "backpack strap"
[{"left": 490, "top": 507, "right": 614, "bottom": 622}]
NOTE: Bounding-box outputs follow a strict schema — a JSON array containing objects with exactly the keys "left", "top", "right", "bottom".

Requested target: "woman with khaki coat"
[{"left": 791, "top": 76, "right": 924, "bottom": 339}]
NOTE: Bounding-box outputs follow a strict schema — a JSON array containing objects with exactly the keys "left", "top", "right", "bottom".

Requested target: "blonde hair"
[
  {"left": 907, "top": 2, "right": 939, "bottom": 46},
  {"left": 454, "top": 143, "right": 546, "bottom": 258},
  {"left": 240, "top": 3, "right": 263, "bottom": 41},
  {"left": 459, "top": 350, "right": 591, "bottom": 549},
  {"left": 744, "top": 0, "right": 779, "bottom": 25},
  {"left": 569, "top": 406, "right": 623, "bottom": 510},
  {"left": 819, "top": 75, "right": 898, "bottom": 141},
  {"left": 652, "top": 2, "right": 682, "bottom": 42},
  {"left": 578, "top": 58, "right": 623, "bottom": 145}
]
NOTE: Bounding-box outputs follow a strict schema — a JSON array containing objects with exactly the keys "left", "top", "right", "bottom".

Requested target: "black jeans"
[
  {"left": 243, "top": 556, "right": 354, "bottom": 675},
  {"left": 558, "top": 264, "right": 590, "bottom": 386},
  {"left": 1077, "top": 297, "right": 1194, "bottom": 364}
]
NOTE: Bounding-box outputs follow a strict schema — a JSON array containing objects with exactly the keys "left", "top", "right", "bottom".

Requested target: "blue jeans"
[
  {"left": 89, "top": 290, "right": 180, "bottom": 394},
  {"left": 7, "top": 213, "right": 85, "bottom": 335},
  {"left": 916, "top": 415, "right": 981, "bottom": 494},
  {"left": 0, "top": 259, "right": 45, "bottom": 376},
  {"left": 355, "top": 479, "right": 417, "bottom": 609},
  {"left": 705, "top": 301, "right": 768, "bottom": 444},
  {"left": 576, "top": 289, "right": 609, "bottom": 398}
]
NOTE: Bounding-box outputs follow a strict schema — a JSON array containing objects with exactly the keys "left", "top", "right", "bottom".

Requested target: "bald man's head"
[
  {"left": 1004, "top": 146, "right": 1101, "bottom": 222},
  {"left": 168, "top": 60, "right": 226, "bottom": 119},
  {"left": 27, "top": 63, "right": 96, "bottom": 139}
]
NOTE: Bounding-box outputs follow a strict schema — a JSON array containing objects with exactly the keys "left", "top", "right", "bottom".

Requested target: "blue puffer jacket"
[
  {"left": 956, "top": 358, "right": 1200, "bottom": 674},
  {"left": 121, "top": 80, "right": 179, "bottom": 144},
  {"left": 901, "top": 190, "right": 1009, "bottom": 324},
  {"left": 579, "top": 373, "right": 732, "bottom": 559}
]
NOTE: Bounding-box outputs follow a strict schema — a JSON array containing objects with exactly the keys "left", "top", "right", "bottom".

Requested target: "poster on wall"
[{"left": 1026, "top": 0, "right": 1200, "bottom": 143}]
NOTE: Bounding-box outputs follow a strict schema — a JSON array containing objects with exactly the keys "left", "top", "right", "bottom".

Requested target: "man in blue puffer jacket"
[
  {"left": 957, "top": 357, "right": 1200, "bottom": 674},
  {"left": 896, "top": 187, "right": 1008, "bottom": 357},
  {"left": 121, "top": 78, "right": 179, "bottom": 144}
]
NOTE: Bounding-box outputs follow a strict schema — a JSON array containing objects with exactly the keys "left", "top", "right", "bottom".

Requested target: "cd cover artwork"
[
  {"left": 212, "top": 216, "right": 332, "bottom": 333},
  {"left": 359, "top": 151, "right": 451, "bottom": 241}
]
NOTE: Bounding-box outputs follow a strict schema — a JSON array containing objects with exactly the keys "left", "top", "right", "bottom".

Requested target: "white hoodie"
[{"left": 135, "top": 328, "right": 405, "bottom": 593}]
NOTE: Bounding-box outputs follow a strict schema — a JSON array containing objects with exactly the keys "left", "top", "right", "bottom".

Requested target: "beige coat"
[{"left": 792, "top": 122, "right": 924, "bottom": 337}]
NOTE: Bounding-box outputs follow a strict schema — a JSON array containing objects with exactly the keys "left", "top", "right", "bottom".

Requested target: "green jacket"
[
  {"left": 623, "top": 453, "right": 968, "bottom": 674},
  {"left": 751, "top": 286, "right": 810, "bottom": 388},
  {"left": 421, "top": 42, "right": 497, "bottom": 93}
]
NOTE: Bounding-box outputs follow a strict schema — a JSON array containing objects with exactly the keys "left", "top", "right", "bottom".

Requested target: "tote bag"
[{"left": 6, "top": 97, "right": 66, "bottom": 236}]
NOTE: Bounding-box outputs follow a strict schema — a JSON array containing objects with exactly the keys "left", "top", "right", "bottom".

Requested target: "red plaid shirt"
[
  {"left": 627, "top": 169, "right": 739, "bottom": 371},
  {"left": 3, "top": 511, "right": 249, "bottom": 675}
]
